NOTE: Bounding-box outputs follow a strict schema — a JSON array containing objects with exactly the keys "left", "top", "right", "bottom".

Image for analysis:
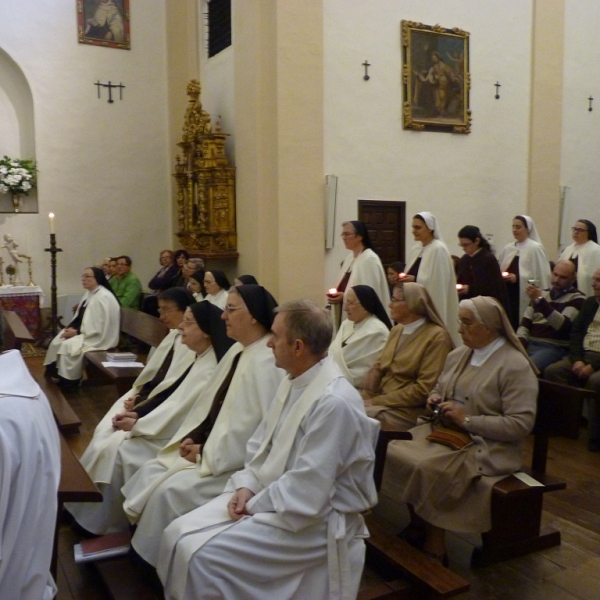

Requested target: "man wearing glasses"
[{"left": 110, "top": 254, "right": 142, "bottom": 309}]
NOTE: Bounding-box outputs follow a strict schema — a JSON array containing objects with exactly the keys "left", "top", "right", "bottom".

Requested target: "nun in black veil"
[{"left": 329, "top": 284, "right": 392, "bottom": 388}]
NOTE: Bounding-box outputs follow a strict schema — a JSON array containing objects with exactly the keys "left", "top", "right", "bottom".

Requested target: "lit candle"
[
  {"left": 398, "top": 272, "right": 406, "bottom": 279},
  {"left": 456, "top": 284, "right": 464, "bottom": 290},
  {"left": 502, "top": 271, "right": 509, "bottom": 277},
  {"left": 328, "top": 288, "right": 337, "bottom": 295},
  {"left": 49, "top": 213, "right": 55, "bottom": 234}
]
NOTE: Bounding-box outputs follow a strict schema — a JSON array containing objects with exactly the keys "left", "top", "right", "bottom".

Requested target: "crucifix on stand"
[{"left": 95, "top": 80, "right": 126, "bottom": 103}]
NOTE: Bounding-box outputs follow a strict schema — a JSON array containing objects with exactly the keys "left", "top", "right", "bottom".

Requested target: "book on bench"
[
  {"left": 106, "top": 352, "right": 137, "bottom": 362},
  {"left": 74, "top": 531, "right": 132, "bottom": 563}
]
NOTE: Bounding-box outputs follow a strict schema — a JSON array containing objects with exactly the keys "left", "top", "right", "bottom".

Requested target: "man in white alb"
[{"left": 157, "top": 299, "right": 379, "bottom": 600}]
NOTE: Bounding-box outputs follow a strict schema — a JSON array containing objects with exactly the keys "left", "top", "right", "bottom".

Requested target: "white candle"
[
  {"left": 502, "top": 271, "right": 509, "bottom": 277},
  {"left": 399, "top": 272, "right": 406, "bottom": 279},
  {"left": 49, "top": 213, "right": 55, "bottom": 234},
  {"left": 456, "top": 284, "right": 464, "bottom": 290},
  {"left": 328, "top": 288, "right": 337, "bottom": 295}
]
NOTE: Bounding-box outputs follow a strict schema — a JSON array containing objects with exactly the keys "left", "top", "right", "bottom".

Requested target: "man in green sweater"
[{"left": 110, "top": 255, "right": 142, "bottom": 309}]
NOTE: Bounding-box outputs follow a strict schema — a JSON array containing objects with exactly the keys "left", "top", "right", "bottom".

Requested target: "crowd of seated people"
[{"left": 53, "top": 215, "right": 600, "bottom": 597}]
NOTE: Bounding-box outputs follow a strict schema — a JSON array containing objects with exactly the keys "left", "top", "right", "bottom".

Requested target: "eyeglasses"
[
  {"left": 158, "top": 307, "right": 178, "bottom": 315},
  {"left": 340, "top": 232, "right": 356, "bottom": 238},
  {"left": 458, "top": 242, "right": 475, "bottom": 248},
  {"left": 180, "top": 317, "right": 196, "bottom": 325},
  {"left": 224, "top": 304, "right": 246, "bottom": 313},
  {"left": 390, "top": 296, "right": 405, "bottom": 303},
  {"left": 345, "top": 300, "right": 361, "bottom": 307},
  {"left": 203, "top": 280, "right": 215, "bottom": 285},
  {"left": 572, "top": 227, "right": 589, "bottom": 233},
  {"left": 457, "top": 318, "right": 478, "bottom": 328}
]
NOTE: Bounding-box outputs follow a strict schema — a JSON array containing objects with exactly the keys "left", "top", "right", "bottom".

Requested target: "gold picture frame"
[
  {"left": 77, "top": 0, "right": 130, "bottom": 50},
  {"left": 401, "top": 20, "right": 471, "bottom": 134}
]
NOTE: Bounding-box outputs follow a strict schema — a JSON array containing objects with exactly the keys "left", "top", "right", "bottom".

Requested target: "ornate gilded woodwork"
[{"left": 174, "top": 80, "right": 237, "bottom": 258}]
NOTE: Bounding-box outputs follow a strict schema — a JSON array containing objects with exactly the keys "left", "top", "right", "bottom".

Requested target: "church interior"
[{"left": 3, "top": 0, "right": 600, "bottom": 598}]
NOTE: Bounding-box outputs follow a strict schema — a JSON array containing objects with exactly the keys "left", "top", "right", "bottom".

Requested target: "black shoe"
[
  {"left": 58, "top": 376, "right": 81, "bottom": 390},
  {"left": 398, "top": 524, "right": 426, "bottom": 550},
  {"left": 44, "top": 362, "right": 58, "bottom": 379}
]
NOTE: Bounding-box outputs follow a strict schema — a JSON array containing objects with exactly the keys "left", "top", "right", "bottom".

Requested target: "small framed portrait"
[
  {"left": 77, "top": 0, "right": 130, "bottom": 50},
  {"left": 401, "top": 20, "right": 471, "bottom": 134}
]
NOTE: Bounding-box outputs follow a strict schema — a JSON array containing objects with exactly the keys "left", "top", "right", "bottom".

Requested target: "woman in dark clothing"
[{"left": 456, "top": 225, "right": 509, "bottom": 314}]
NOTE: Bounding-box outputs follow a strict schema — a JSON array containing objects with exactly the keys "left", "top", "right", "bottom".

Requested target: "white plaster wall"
[
  {"left": 0, "top": 0, "right": 171, "bottom": 296},
  {"left": 323, "top": 0, "right": 534, "bottom": 287},
  {"left": 560, "top": 0, "right": 600, "bottom": 252}
]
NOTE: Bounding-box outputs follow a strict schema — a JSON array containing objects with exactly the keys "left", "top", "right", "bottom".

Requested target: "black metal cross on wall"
[{"left": 95, "top": 81, "right": 125, "bottom": 103}]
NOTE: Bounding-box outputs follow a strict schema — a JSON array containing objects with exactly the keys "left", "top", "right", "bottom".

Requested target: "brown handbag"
[{"left": 426, "top": 422, "right": 473, "bottom": 451}]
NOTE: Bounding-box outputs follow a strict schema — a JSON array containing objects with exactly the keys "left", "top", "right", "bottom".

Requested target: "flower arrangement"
[{"left": 0, "top": 156, "right": 37, "bottom": 195}]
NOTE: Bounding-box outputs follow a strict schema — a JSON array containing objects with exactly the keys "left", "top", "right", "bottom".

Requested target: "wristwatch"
[{"left": 462, "top": 415, "right": 471, "bottom": 429}]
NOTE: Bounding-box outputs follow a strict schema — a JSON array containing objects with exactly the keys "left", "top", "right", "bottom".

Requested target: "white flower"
[{"left": 22, "top": 181, "right": 31, "bottom": 191}]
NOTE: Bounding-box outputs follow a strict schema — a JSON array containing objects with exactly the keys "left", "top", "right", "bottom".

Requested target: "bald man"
[{"left": 517, "top": 260, "right": 586, "bottom": 371}]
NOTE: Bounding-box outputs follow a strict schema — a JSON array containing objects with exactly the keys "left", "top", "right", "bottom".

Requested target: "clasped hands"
[
  {"left": 60, "top": 327, "right": 78, "bottom": 340},
  {"left": 112, "top": 411, "right": 138, "bottom": 431},
  {"left": 179, "top": 438, "right": 202, "bottom": 463},
  {"left": 572, "top": 361, "right": 594, "bottom": 381},
  {"left": 426, "top": 394, "right": 468, "bottom": 428},
  {"left": 227, "top": 487, "right": 255, "bottom": 521}
]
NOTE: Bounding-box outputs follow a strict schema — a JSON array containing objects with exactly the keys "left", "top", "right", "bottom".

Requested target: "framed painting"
[
  {"left": 77, "top": 0, "right": 130, "bottom": 50},
  {"left": 401, "top": 20, "right": 471, "bottom": 134}
]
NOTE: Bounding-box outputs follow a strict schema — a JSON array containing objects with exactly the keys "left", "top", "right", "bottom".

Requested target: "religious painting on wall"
[
  {"left": 401, "top": 20, "right": 471, "bottom": 134},
  {"left": 77, "top": 0, "right": 130, "bottom": 50}
]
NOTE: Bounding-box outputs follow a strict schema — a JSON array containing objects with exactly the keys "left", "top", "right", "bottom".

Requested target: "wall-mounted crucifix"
[
  {"left": 95, "top": 80, "right": 125, "bottom": 103},
  {"left": 589, "top": 96, "right": 594, "bottom": 112},
  {"left": 494, "top": 82, "right": 501, "bottom": 99},
  {"left": 362, "top": 60, "right": 371, "bottom": 81}
]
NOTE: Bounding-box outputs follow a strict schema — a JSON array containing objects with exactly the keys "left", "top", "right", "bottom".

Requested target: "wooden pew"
[
  {"left": 52, "top": 432, "right": 102, "bottom": 578},
  {"left": 2, "top": 309, "right": 34, "bottom": 350},
  {"left": 362, "top": 425, "right": 471, "bottom": 599},
  {"left": 471, "top": 379, "right": 597, "bottom": 566},
  {"left": 84, "top": 307, "right": 169, "bottom": 396}
]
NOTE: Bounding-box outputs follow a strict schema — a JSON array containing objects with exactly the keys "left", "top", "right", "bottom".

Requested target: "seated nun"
[
  {"left": 70, "top": 287, "right": 196, "bottom": 504},
  {"left": 122, "top": 285, "right": 286, "bottom": 568},
  {"left": 361, "top": 282, "right": 453, "bottom": 429},
  {"left": 65, "top": 301, "right": 234, "bottom": 535},
  {"left": 203, "top": 270, "right": 230, "bottom": 309},
  {"left": 44, "top": 266, "right": 120, "bottom": 388},
  {"left": 329, "top": 284, "right": 392, "bottom": 388},
  {"left": 382, "top": 296, "right": 537, "bottom": 564}
]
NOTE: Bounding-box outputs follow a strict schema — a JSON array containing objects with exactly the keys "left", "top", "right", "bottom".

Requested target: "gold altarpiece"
[{"left": 174, "top": 80, "right": 237, "bottom": 258}]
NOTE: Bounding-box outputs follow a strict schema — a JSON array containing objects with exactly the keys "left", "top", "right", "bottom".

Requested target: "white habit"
[
  {"left": 158, "top": 356, "right": 379, "bottom": 600},
  {"left": 329, "top": 315, "right": 389, "bottom": 388},
  {"left": 66, "top": 345, "right": 217, "bottom": 534},
  {"left": 498, "top": 238, "right": 551, "bottom": 319},
  {"left": 332, "top": 248, "right": 390, "bottom": 331},
  {"left": 204, "top": 289, "right": 228, "bottom": 310},
  {"left": 406, "top": 239, "right": 460, "bottom": 345},
  {"left": 44, "top": 285, "right": 120, "bottom": 380},
  {"left": 125, "top": 335, "right": 285, "bottom": 566},
  {"left": 0, "top": 350, "right": 61, "bottom": 600},
  {"left": 558, "top": 240, "right": 600, "bottom": 297}
]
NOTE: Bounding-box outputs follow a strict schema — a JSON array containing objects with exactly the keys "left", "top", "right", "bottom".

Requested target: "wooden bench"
[
  {"left": 362, "top": 425, "right": 471, "bottom": 599},
  {"left": 471, "top": 378, "right": 597, "bottom": 566},
  {"left": 84, "top": 307, "right": 169, "bottom": 396},
  {"left": 52, "top": 432, "right": 102, "bottom": 579}
]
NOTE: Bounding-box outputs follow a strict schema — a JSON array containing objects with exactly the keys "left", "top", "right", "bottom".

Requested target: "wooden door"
[{"left": 358, "top": 200, "right": 406, "bottom": 266}]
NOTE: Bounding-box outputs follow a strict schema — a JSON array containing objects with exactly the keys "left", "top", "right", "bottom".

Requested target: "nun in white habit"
[
  {"left": 44, "top": 266, "right": 120, "bottom": 384},
  {"left": 124, "top": 285, "right": 286, "bottom": 567},
  {"left": 497, "top": 215, "right": 551, "bottom": 328},
  {"left": 404, "top": 212, "right": 460, "bottom": 346},
  {"left": 558, "top": 218, "right": 600, "bottom": 297},
  {"left": 329, "top": 284, "right": 392, "bottom": 388},
  {"left": 65, "top": 301, "right": 233, "bottom": 534}
]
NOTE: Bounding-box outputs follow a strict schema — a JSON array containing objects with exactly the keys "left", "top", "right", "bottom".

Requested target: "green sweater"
[{"left": 110, "top": 271, "right": 142, "bottom": 309}]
